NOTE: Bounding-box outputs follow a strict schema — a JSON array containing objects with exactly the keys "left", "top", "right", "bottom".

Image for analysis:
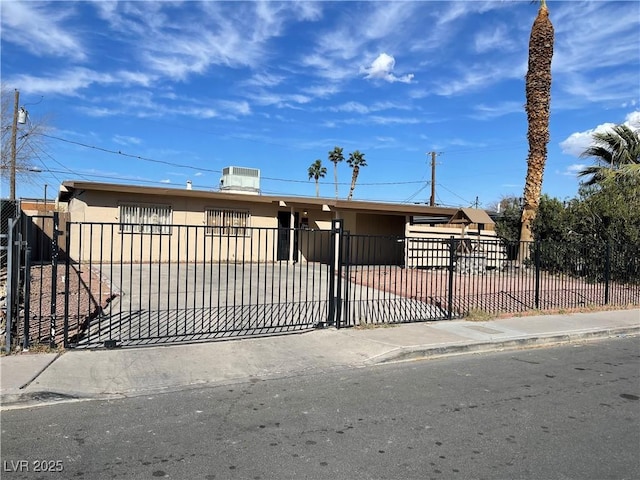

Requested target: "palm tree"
[
  {"left": 307, "top": 159, "right": 327, "bottom": 197},
  {"left": 519, "top": 0, "right": 555, "bottom": 254},
  {"left": 328, "top": 146, "right": 344, "bottom": 199},
  {"left": 578, "top": 124, "right": 640, "bottom": 185},
  {"left": 346, "top": 150, "right": 367, "bottom": 201}
]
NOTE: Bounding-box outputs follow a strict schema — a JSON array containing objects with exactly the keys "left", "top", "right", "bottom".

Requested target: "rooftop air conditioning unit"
[{"left": 220, "top": 166, "right": 260, "bottom": 195}]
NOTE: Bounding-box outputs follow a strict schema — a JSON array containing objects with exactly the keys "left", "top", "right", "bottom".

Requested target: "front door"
[{"left": 277, "top": 211, "right": 299, "bottom": 261}]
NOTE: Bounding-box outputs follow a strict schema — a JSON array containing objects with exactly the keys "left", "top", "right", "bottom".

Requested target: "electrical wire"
[
  {"left": 28, "top": 143, "right": 87, "bottom": 181},
  {"left": 41, "top": 133, "right": 506, "bottom": 202},
  {"left": 42, "top": 133, "right": 427, "bottom": 186},
  {"left": 41, "top": 133, "right": 222, "bottom": 174},
  {"left": 437, "top": 183, "right": 474, "bottom": 206},
  {"left": 402, "top": 183, "right": 429, "bottom": 203}
]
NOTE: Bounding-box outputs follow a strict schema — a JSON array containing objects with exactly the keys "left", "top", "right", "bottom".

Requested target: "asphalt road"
[{"left": 2, "top": 337, "right": 639, "bottom": 480}]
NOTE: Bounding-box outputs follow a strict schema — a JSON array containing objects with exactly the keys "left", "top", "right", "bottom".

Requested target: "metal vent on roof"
[{"left": 220, "top": 166, "right": 261, "bottom": 195}]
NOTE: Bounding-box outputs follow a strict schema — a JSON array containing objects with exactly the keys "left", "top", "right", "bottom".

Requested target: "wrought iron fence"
[
  {"left": 4, "top": 216, "right": 640, "bottom": 351},
  {"left": 338, "top": 233, "right": 640, "bottom": 327}
]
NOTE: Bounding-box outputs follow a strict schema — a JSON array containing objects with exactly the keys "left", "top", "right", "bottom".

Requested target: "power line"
[
  {"left": 28, "top": 143, "right": 86, "bottom": 181},
  {"left": 437, "top": 183, "right": 474, "bottom": 206},
  {"left": 402, "top": 183, "right": 429, "bottom": 203},
  {"left": 42, "top": 133, "right": 222, "bottom": 173},
  {"left": 41, "top": 133, "right": 426, "bottom": 186}
]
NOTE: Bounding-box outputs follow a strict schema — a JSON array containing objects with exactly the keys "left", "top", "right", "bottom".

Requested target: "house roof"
[
  {"left": 58, "top": 180, "right": 467, "bottom": 217},
  {"left": 448, "top": 207, "right": 495, "bottom": 225}
]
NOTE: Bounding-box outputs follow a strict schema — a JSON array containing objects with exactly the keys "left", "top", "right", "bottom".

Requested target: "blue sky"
[{"left": 1, "top": 0, "right": 639, "bottom": 208}]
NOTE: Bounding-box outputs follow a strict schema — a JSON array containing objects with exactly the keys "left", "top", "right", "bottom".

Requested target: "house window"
[
  {"left": 206, "top": 208, "right": 250, "bottom": 236},
  {"left": 120, "top": 204, "right": 172, "bottom": 234}
]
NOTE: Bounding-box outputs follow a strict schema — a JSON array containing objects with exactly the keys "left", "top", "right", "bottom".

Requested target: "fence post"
[
  {"left": 343, "top": 231, "right": 351, "bottom": 328},
  {"left": 447, "top": 236, "right": 455, "bottom": 319},
  {"left": 5, "top": 218, "right": 17, "bottom": 353},
  {"left": 22, "top": 243, "right": 31, "bottom": 350},
  {"left": 63, "top": 220, "right": 72, "bottom": 347},
  {"left": 328, "top": 219, "right": 343, "bottom": 328},
  {"left": 49, "top": 212, "right": 59, "bottom": 348},
  {"left": 335, "top": 225, "right": 345, "bottom": 329},
  {"left": 604, "top": 242, "right": 611, "bottom": 305},
  {"left": 534, "top": 241, "right": 541, "bottom": 310}
]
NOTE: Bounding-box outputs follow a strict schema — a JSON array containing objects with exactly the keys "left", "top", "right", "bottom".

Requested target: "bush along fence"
[{"left": 3, "top": 216, "right": 640, "bottom": 351}]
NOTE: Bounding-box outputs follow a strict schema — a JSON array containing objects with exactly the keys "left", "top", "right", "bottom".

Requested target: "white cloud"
[
  {"left": 435, "top": 61, "right": 524, "bottom": 97},
  {"left": 91, "top": 1, "right": 316, "bottom": 83},
  {"left": 559, "top": 110, "right": 640, "bottom": 157},
  {"left": 301, "top": 2, "right": 420, "bottom": 85},
  {"left": 113, "top": 135, "right": 142, "bottom": 146},
  {"left": 1, "top": 2, "right": 87, "bottom": 61},
  {"left": 471, "top": 102, "right": 523, "bottom": 120},
  {"left": 289, "top": 1, "right": 323, "bottom": 21},
  {"left": 246, "top": 91, "right": 312, "bottom": 108},
  {"left": 331, "top": 102, "right": 370, "bottom": 114},
  {"left": 626, "top": 111, "right": 640, "bottom": 128},
  {"left": 301, "top": 84, "right": 341, "bottom": 99},
  {"left": 564, "top": 164, "right": 587, "bottom": 176},
  {"left": 552, "top": 2, "right": 639, "bottom": 75},
  {"left": 362, "top": 53, "right": 414, "bottom": 84},
  {"left": 160, "top": 179, "right": 171, "bottom": 184},
  {"left": 474, "top": 24, "right": 514, "bottom": 54},
  {"left": 560, "top": 125, "right": 614, "bottom": 157},
  {"left": 550, "top": 2, "right": 640, "bottom": 109},
  {"left": 300, "top": 53, "right": 354, "bottom": 82},
  {"left": 218, "top": 100, "right": 251, "bottom": 116},
  {"left": 558, "top": 72, "right": 640, "bottom": 108},
  {"left": 368, "top": 116, "right": 421, "bottom": 126},
  {"left": 8, "top": 68, "right": 117, "bottom": 96},
  {"left": 6, "top": 67, "right": 153, "bottom": 97},
  {"left": 243, "top": 73, "right": 286, "bottom": 88}
]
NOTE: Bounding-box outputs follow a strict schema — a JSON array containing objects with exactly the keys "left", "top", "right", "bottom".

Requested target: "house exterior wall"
[
  {"left": 60, "top": 184, "right": 501, "bottom": 269},
  {"left": 64, "top": 190, "right": 336, "bottom": 264},
  {"left": 299, "top": 213, "right": 333, "bottom": 263},
  {"left": 344, "top": 213, "right": 406, "bottom": 265}
]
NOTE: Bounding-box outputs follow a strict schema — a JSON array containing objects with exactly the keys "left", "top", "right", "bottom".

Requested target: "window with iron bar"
[
  {"left": 205, "top": 208, "right": 250, "bottom": 236},
  {"left": 119, "top": 203, "right": 172, "bottom": 234}
]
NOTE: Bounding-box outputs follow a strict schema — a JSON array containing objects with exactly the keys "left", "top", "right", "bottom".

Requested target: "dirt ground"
[{"left": 22, "top": 263, "right": 117, "bottom": 347}]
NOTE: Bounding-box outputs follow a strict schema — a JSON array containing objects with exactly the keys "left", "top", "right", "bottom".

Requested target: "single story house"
[{"left": 56, "top": 180, "right": 499, "bottom": 266}]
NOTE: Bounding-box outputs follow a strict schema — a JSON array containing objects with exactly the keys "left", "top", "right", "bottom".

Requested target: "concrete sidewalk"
[{"left": 1, "top": 308, "right": 638, "bottom": 409}]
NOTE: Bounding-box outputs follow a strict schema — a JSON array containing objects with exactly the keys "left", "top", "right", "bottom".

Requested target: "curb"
[
  {"left": 2, "top": 326, "right": 638, "bottom": 410},
  {"left": 368, "top": 326, "right": 640, "bottom": 365}
]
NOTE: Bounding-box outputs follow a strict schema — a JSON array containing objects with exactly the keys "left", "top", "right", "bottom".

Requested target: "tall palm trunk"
[
  {"left": 347, "top": 166, "right": 359, "bottom": 201},
  {"left": 315, "top": 179, "right": 320, "bottom": 197},
  {"left": 333, "top": 162, "right": 338, "bottom": 198},
  {"left": 519, "top": 0, "right": 554, "bottom": 260}
]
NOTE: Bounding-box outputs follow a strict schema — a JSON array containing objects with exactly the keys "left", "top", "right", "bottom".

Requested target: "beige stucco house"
[{"left": 56, "top": 180, "right": 498, "bottom": 266}]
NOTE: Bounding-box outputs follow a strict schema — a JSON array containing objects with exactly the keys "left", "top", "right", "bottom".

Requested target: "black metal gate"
[{"left": 58, "top": 221, "right": 333, "bottom": 348}]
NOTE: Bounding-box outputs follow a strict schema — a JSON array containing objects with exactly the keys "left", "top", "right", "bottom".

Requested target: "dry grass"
[
  {"left": 464, "top": 308, "right": 494, "bottom": 322},
  {"left": 354, "top": 321, "right": 396, "bottom": 330}
]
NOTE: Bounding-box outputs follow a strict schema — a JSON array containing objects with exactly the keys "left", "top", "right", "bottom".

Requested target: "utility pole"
[
  {"left": 427, "top": 151, "right": 439, "bottom": 207},
  {"left": 10, "top": 89, "right": 20, "bottom": 201}
]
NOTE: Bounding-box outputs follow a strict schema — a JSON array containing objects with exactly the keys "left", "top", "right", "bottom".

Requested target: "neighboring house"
[
  {"left": 20, "top": 198, "right": 56, "bottom": 216},
  {"left": 56, "top": 179, "right": 497, "bottom": 266}
]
